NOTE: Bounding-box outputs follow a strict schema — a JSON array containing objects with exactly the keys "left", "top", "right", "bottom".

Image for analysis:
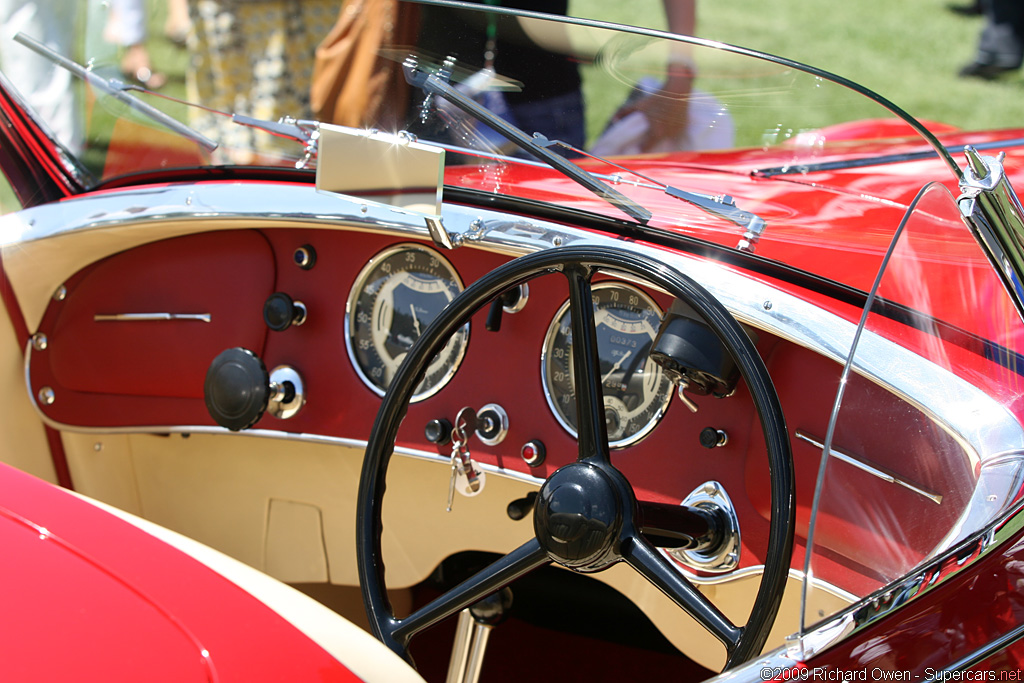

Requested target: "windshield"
[
  {"left": 0, "top": 1, "right": 1004, "bottom": 284},
  {"left": 0, "top": 2, "right": 960, "bottom": 178},
  {"left": 801, "top": 182, "right": 1024, "bottom": 636}
]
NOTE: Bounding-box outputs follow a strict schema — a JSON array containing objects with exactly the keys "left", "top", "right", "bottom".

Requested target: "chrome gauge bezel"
[
  {"left": 345, "top": 243, "right": 469, "bottom": 402},
  {"left": 541, "top": 281, "right": 673, "bottom": 448}
]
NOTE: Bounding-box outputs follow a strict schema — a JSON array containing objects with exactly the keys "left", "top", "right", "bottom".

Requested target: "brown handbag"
[{"left": 310, "top": 0, "right": 417, "bottom": 128}]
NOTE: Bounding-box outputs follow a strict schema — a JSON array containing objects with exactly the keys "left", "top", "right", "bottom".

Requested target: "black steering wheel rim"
[{"left": 356, "top": 245, "right": 795, "bottom": 671}]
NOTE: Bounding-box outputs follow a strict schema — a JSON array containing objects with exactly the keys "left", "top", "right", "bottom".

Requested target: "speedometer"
[
  {"left": 542, "top": 282, "right": 673, "bottom": 448},
  {"left": 346, "top": 244, "right": 468, "bottom": 401}
]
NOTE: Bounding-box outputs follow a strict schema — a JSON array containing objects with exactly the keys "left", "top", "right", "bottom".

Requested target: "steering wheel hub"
[{"left": 534, "top": 463, "right": 623, "bottom": 569}]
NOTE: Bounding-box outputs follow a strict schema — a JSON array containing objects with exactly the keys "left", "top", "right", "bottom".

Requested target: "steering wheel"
[{"left": 356, "top": 245, "right": 795, "bottom": 671}]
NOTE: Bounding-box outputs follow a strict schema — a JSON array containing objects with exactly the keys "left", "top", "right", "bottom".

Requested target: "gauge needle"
[
  {"left": 601, "top": 350, "right": 632, "bottom": 384},
  {"left": 410, "top": 303, "right": 422, "bottom": 336}
]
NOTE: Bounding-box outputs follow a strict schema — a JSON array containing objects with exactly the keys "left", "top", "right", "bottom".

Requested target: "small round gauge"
[
  {"left": 346, "top": 244, "right": 469, "bottom": 401},
  {"left": 542, "top": 282, "right": 673, "bottom": 448}
]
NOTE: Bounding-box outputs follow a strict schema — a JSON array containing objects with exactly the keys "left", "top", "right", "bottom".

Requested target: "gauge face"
[
  {"left": 346, "top": 244, "right": 469, "bottom": 401},
  {"left": 542, "top": 282, "right": 673, "bottom": 448}
]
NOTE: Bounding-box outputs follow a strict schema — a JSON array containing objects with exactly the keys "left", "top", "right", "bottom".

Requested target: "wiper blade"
[
  {"left": 13, "top": 32, "right": 218, "bottom": 152},
  {"left": 403, "top": 57, "right": 652, "bottom": 225},
  {"left": 534, "top": 134, "right": 767, "bottom": 251}
]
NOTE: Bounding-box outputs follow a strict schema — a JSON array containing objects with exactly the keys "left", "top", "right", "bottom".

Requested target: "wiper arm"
[
  {"left": 403, "top": 57, "right": 652, "bottom": 225},
  {"left": 13, "top": 32, "right": 217, "bottom": 152},
  {"left": 534, "top": 134, "right": 768, "bottom": 251}
]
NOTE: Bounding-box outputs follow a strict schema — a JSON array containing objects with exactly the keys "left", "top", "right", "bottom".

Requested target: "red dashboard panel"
[{"left": 32, "top": 231, "right": 274, "bottom": 424}]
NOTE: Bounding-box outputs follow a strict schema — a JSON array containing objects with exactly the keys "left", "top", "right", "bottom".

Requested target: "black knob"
[
  {"left": 485, "top": 287, "right": 525, "bottom": 332},
  {"left": 468, "top": 587, "right": 513, "bottom": 626},
  {"left": 507, "top": 491, "right": 538, "bottom": 521},
  {"left": 263, "top": 292, "right": 307, "bottom": 331},
  {"left": 204, "top": 348, "right": 269, "bottom": 431},
  {"left": 699, "top": 427, "right": 727, "bottom": 449},
  {"left": 425, "top": 418, "right": 453, "bottom": 445}
]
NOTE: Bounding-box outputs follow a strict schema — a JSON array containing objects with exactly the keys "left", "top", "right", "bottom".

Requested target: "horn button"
[{"left": 533, "top": 463, "right": 625, "bottom": 569}]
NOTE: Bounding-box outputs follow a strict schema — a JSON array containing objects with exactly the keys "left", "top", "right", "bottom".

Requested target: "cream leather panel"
[
  {"left": 59, "top": 429, "right": 847, "bottom": 672},
  {"left": 0, "top": 293, "right": 55, "bottom": 482}
]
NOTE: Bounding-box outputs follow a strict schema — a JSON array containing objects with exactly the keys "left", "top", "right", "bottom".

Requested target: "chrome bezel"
[
  {"left": 267, "top": 365, "right": 306, "bottom": 420},
  {"left": 344, "top": 243, "right": 469, "bottom": 403},
  {"left": 540, "top": 281, "right": 673, "bottom": 449},
  {"left": 669, "top": 481, "right": 741, "bottom": 573}
]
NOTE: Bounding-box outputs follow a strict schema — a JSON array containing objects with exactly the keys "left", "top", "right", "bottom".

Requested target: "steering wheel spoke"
[
  {"left": 622, "top": 533, "right": 742, "bottom": 650},
  {"left": 564, "top": 264, "right": 612, "bottom": 465},
  {"left": 391, "top": 539, "right": 549, "bottom": 645}
]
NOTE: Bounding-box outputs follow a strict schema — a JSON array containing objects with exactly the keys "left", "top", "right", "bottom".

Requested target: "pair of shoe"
[{"left": 958, "top": 61, "right": 1019, "bottom": 79}]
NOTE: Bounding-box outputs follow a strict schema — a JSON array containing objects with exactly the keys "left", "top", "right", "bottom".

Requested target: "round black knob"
[
  {"left": 204, "top": 348, "right": 270, "bottom": 431},
  {"left": 263, "top": 292, "right": 307, "bottom": 331},
  {"left": 425, "top": 418, "right": 453, "bottom": 445},
  {"left": 468, "top": 587, "right": 513, "bottom": 626},
  {"left": 507, "top": 491, "right": 538, "bottom": 521},
  {"left": 699, "top": 427, "right": 727, "bottom": 449}
]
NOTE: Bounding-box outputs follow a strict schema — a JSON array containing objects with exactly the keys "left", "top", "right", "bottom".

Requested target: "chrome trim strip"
[
  {"left": 795, "top": 430, "right": 943, "bottom": 504},
  {"left": 924, "top": 620, "right": 1024, "bottom": 681},
  {"left": 959, "top": 147, "right": 1024, "bottom": 325},
  {"left": 93, "top": 313, "right": 212, "bottom": 323},
  {"left": 800, "top": 499, "right": 1024, "bottom": 661},
  {"left": 714, "top": 502, "right": 1024, "bottom": 682}
]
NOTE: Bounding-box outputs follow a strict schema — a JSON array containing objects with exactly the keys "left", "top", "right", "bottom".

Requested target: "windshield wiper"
[
  {"left": 403, "top": 57, "right": 653, "bottom": 225},
  {"left": 533, "top": 134, "right": 767, "bottom": 251},
  {"left": 13, "top": 32, "right": 218, "bottom": 152}
]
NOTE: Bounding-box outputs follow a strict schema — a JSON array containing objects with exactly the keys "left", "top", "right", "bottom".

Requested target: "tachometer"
[
  {"left": 542, "top": 282, "right": 673, "bottom": 448},
  {"left": 346, "top": 244, "right": 468, "bottom": 401}
]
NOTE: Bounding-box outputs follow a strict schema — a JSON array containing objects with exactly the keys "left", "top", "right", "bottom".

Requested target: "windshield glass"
[
  {"left": 801, "top": 182, "right": 1024, "bottom": 634},
  {"left": 0, "top": 0, "right": 991, "bottom": 283}
]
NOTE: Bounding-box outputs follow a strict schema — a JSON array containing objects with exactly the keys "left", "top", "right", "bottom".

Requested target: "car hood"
[
  {"left": 448, "top": 127, "right": 1024, "bottom": 295},
  {"left": 0, "top": 462, "right": 367, "bottom": 682}
]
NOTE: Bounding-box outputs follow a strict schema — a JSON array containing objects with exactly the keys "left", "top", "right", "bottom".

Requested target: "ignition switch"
[{"left": 475, "top": 403, "right": 509, "bottom": 445}]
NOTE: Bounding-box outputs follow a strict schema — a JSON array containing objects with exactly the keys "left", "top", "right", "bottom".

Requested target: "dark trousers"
[{"left": 975, "top": 0, "right": 1024, "bottom": 68}]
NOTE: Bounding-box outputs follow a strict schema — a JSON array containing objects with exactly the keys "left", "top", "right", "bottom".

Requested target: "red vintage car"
[{"left": 2, "top": 1, "right": 1023, "bottom": 680}]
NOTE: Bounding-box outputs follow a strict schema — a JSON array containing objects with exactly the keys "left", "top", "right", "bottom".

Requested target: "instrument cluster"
[{"left": 343, "top": 242, "right": 676, "bottom": 449}]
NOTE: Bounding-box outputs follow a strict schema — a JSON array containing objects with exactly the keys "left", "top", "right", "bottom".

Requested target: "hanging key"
[{"left": 446, "top": 407, "right": 486, "bottom": 511}]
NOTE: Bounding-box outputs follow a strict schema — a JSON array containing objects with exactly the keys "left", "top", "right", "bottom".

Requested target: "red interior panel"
[{"left": 40, "top": 230, "right": 274, "bottom": 400}]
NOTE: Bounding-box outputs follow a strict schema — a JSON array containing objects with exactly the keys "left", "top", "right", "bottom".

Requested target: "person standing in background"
[{"left": 959, "top": 0, "right": 1024, "bottom": 79}]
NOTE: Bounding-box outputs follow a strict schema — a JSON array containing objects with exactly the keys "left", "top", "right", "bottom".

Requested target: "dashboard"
[{"left": 25, "top": 221, "right": 973, "bottom": 600}]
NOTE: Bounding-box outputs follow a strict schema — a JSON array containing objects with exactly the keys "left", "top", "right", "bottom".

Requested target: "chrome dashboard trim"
[
  {"left": 794, "top": 430, "right": 943, "bottom": 504},
  {"left": 12, "top": 183, "right": 1023, "bottom": 502},
  {"left": 93, "top": 313, "right": 212, "bottom": 323}
]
